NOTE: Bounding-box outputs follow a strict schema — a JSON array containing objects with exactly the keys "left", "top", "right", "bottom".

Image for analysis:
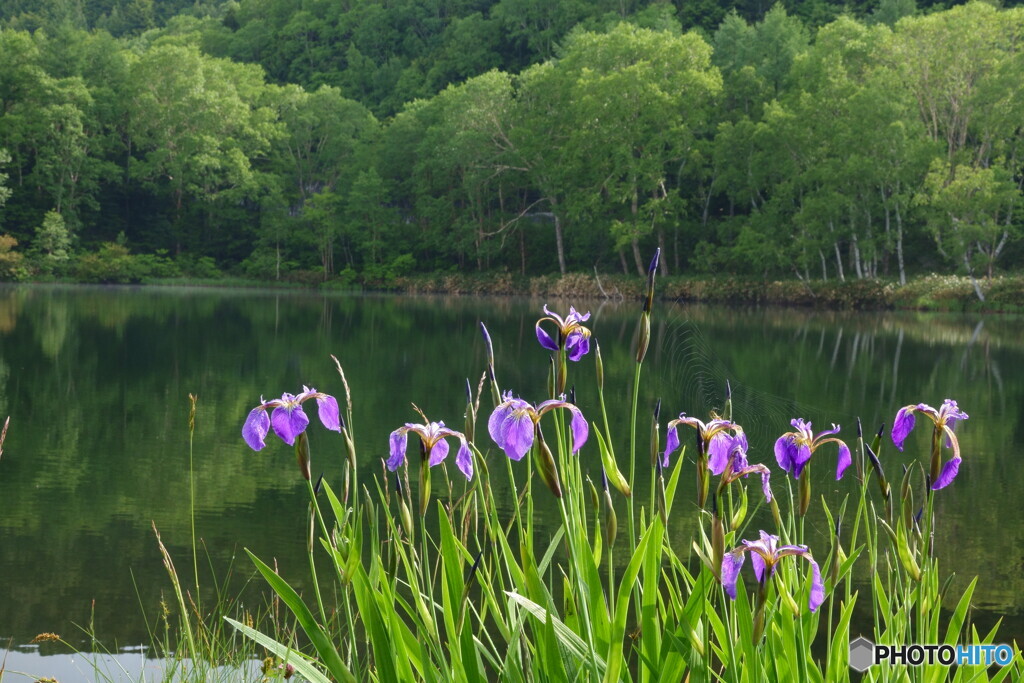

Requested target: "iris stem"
[{"left": 627, "top": 361, "right": 643, "bottom": 552}]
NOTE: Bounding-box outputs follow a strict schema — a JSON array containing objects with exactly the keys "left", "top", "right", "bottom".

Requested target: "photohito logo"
[{"left": 849, "top": 636, "right": 1014, "bottom": 672}]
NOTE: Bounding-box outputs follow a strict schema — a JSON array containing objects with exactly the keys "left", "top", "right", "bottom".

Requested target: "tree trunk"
[
  {"left": 895, "top": 204, "right": 906, "bottom": 286},
  {"left": 819, "top": 249, "right": 827, "bottom": 281},
  {"left": 619, "top": 249, "right": 629, "bottom": 275},
  {"left": 554, "top": 212, "right": 566, "bottom": 275},
  {"left": 631, "top": 238, "right": 644, "bottom": 276},
  {"left": 658, "top": 229, "right": 668, "bottom": 276}
]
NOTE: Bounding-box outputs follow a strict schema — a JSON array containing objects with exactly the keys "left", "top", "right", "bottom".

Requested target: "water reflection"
[{"left": 0, "top": 285, "right": 1022, "bottom": 652}]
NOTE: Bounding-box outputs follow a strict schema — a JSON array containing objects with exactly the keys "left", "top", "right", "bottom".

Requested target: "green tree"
[
  {"left": 126, "top": 42, "right": 279, "bottom": 253},
  {"left": 33, "top": 209, "right": 73, "bottom": 271}
]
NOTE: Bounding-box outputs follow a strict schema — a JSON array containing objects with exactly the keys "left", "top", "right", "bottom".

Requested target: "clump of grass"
[{"left": 212, "top": 249, "right": 1022, "bottom": 681}]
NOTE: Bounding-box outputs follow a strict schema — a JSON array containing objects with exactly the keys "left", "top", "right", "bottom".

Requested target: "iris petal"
[
  {"left": 566, "top": 331, "right": 590, "bottom": 361},
  {"left": 386, "top": 428, "right": 408, "bottom": 471},
  {"left": 932, "top": 456, "right": 961, "bottom": 490},
  {"left": 456, "top": 440, "right": 473, "bottom": 480},
  {"left": 567, "top": 406, "right": 589, "bottom": 453},
  {"left": 428, "top": 438, "right": 449, "bottom": 467},
  {"left": 242, "top": 408, "right": 270, "bottom": 451},
  {"left": 750, "top": 552, "right": 767, "bottom": 584},
  {"left": 721, "top": 550, "right": 745, "bottom": 599},
  {"left": 316, "top": 395, "right": 342, "bottom": 432},
  {"left": 836, "top": 442, "right": 851, "bottom": 480},
  {"left": 501, "top": 412, "right": 535, "bottom": 461},
  {"left": 707, "top": 434, "right": 731, "bottom": 475},
  {"left": 891, "top": 407, "right": 916, "bottom": 451},
  {"left": 535, "top": 323, "right": 559, "bottom": 352},
  {"left": 663, "top": 427, "right": 680, "bottom": 468},
  {"left": 792, "top": 443, "right": 813, "bottom": 477},
  {"left": 271, "top": 404, "right": 309, "bottom": 446},
  {"left": 488, "top": 401, "right": 515, "bottom": 449},
  {"left": 806, "top": 556, "right": 825, "bottom": 612},
  {"left": 774, "top": 435, "right": 795, "bottom": 474}
]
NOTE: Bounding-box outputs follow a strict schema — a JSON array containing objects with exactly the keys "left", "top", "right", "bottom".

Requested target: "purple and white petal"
[
  {"left": 721, "top": 550, "right": 745, "bottom": 599},
  {"left": 455, "top": 439, "right": 473, "bottom": 480},
  {"left": 488, "top": 400, "right": 516, "bottom": 448},
  {"left": 242, "top": 407, "right": 270, "bottom": 451},
  {"left": 271, "top": 403, "right": 309, "bottom": 446},
  {"left": 835, "top": 442, "right": 851, "bottom": 480},
  {"left": 428, "top": 437, "right": 450, "bottom": 467},
  {"left": 932, "top": 456, "right": 961, "bottom": 490},
  {"left": 387, "top": 428, "right": 408, "bottom": 471},
  {"left": 316, "top": 394, "right": 342, "bottom": 432},
  {"left": 500, "top": 411, "right": 535, "bottom": 461},
  {"left": 891, "top": 406, "right": 916, "bottom": 451}
]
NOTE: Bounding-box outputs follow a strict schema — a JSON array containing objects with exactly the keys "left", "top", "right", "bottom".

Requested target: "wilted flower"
[
  {"left": 722, "top": 530, "right": 825, "bottom": 613},
  {"left": 488, "top": 392, "right": 588, "bottom": 461},
  {"left": 891, "top": 399, "right": 968, "bottom": 490},
  {"left": 387, "top": 420, "right": 473, "bottom": 481},
  {"left": 774, "top": 418, "right": 851, "bottom": 481},
  {"left": 242, "top": 386, "right": 341, "bottom": 451},
  {"left": 535, "top": 305, "right": 592, "bottom": 362}
]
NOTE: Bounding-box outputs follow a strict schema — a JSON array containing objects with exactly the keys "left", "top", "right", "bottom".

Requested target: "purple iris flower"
[
  {"left": 714, "top": 430, "right": 773, "bottom": 502},
  {"left": 535, "top": 305, "right": 592, "bottom": 362},
  {"left": 242, "top": 386, "right": 341, "bottom": 450},
  {"left": 774, "top": 418, "right": 851, "bottom": 480},
  {"left": 388, "top": 421, "right": 473, "bottom": 481},
  {"left": 891, "top": 399, "right": 968, "bottom": 490},
  {"left": 663, "top": 414, "right": 737, "bottom": 468},
  {"left": 488, "top": 391, "right": 588, "bottom": 461},
  {"left": 722, "top": 530, "right": 825, "bottom": 613}
]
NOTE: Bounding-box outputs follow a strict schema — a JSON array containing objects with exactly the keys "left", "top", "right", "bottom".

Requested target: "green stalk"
[{"left": 627, "top": 361, "right": 643, "bottom": 551}]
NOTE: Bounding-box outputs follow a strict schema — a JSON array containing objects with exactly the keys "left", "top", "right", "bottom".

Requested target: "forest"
[{"left": 0, "top": 0, "right": 1021, "bottom": 286}]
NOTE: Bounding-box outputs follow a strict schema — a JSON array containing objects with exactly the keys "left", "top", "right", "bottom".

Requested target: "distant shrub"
[
  {"left": 74, "top": 243, "right": 146, "bottom": 283},
  {"left": 0, "top": 234, "right": 27, "bottom": 281},
  {"left": 176, "top": 255, "right": 222, "bottom": 279}
]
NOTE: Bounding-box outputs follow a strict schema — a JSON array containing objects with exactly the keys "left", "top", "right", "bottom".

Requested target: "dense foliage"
[{"left": 0, "top": 0, "right": 1022, "bottom": 285}]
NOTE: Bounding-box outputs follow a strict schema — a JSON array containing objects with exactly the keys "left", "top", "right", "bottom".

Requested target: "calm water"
[{"left": 1, "top": 284, "right": 1022, "bottom": 667}]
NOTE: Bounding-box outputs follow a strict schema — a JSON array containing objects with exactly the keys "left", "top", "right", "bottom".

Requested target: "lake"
[{"left": 1, "top": 284, "right": 1021, "bottom": 674}]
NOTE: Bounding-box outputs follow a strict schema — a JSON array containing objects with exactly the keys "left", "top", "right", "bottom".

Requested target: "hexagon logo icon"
[{"left": 849, "top": 636, "right": 875, "bottom": 672}]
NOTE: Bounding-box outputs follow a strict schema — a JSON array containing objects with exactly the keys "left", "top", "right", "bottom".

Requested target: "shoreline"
[{"left": 9, "top": 271, "right": 1024, "bottom": 314}]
